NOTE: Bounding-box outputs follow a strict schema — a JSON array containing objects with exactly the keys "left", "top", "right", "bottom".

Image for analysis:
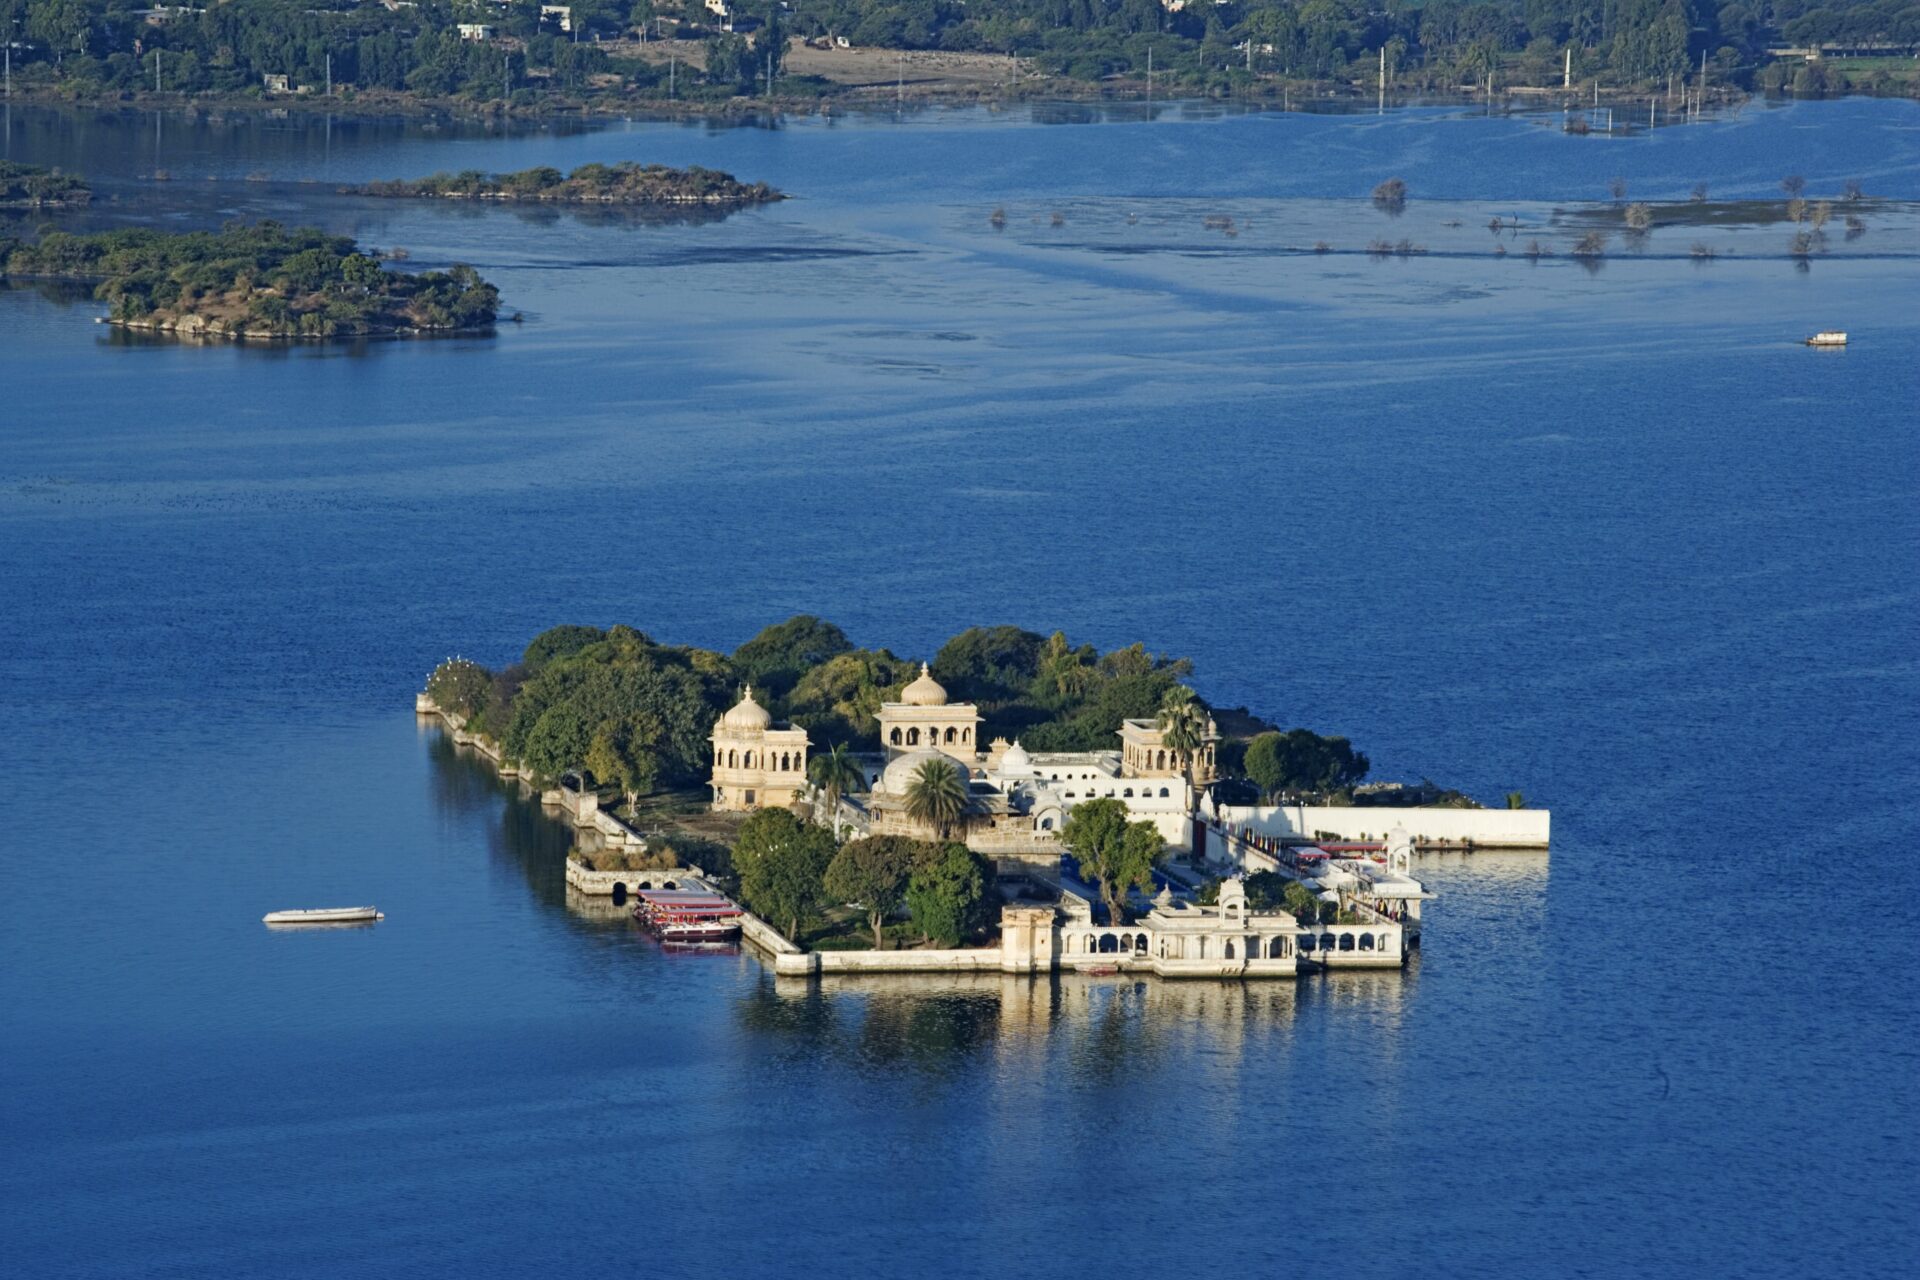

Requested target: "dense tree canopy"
[
  {"left": 733, "top": 807, "right": 838, "bottom": 938},
  {"left": 427, "top": 614, "right": 1386, "bottom": 811},
  {"left": 0, "top": 0, "right": 1908, "bottom": 105},
  {"left": 906, "top": 841, "right": 995, "bottom": 945},
  {"left": 1243, "top": 728, "right": 1371, "bottom": 797}
]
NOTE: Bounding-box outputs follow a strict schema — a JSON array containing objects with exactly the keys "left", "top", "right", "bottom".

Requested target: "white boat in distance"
[
  {"left": 262, "top": 906, "right": 384, "bottom": 925},
  {"left": 1805, "top": 331, "right": 1848, "bottom": 346}
]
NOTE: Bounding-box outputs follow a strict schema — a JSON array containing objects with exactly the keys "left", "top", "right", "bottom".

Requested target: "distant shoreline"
[{"left": 0, "top": 81, "right": 1759, "bottom": 130}]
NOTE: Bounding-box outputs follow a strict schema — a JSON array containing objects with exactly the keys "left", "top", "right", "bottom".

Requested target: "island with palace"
[{"left": 418, "top": 617, "right": 1549, "bottom": 979}]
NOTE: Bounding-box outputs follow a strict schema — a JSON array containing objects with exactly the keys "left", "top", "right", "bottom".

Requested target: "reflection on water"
[
  {"left": 423, "top": 722, "right": 573, "bottom": 911},
  {"left": 732, "top": 966, "right": 1415, "bottom": 1084}
]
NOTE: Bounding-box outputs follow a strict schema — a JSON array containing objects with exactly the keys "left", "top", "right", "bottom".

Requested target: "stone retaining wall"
[{"left": 1215, "top": 802, "right": 1550, "bottom": 848}]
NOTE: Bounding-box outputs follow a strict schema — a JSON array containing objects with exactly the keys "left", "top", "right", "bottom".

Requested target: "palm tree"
[
  {"left": 904, "top": 757, "right": 967, "bottom": 840},
  {"left": 808, "top": 742, "right": 865, "bottom": 836},
  {"left": 1156, "top": 684, "right": 1210, "bottom": 783},
  {"left": 1040, "top": 630, "right": 1094, "bottom": 700}
]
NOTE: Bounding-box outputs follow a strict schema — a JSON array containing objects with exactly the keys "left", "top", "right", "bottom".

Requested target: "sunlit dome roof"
[
  {"left": 999, "top": 740, "right": 1033, "bottom": 776},
  {"left": 880, "top": 748, "right": 967, "bottom": 796},
  {"left": 900, "top": 663, "right": 948, "bottom": 707},
  {"left": 721, "top": 687, "right": 772, "bottom": 731}
]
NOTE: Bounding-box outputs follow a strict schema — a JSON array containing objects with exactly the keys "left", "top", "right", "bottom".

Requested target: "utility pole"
[{"left": 1563, "top": 46, "right": 1571, "bottom": 90}]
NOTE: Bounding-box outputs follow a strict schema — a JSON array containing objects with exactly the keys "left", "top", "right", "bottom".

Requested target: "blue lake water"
[{"left": 2, "top": 98, "right": 1917, "bottom": 1278}]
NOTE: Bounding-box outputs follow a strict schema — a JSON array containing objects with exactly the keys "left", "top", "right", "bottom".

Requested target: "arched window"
[
  {"left": 1039, "top": 818, "right": 1053, "bottom": 831},
  {"left": 962, "top": 727, "right": 971, "bottom": 743},
  {"left": 1299, "top": 933, "right": 1316, "bottom": 952},
  {"left": 1123, "top": 788, "right": 1133, "bottom": 798},
  {"left": 779, "top": 753, "right": 789, "bottom": 772},
  {"left": 890, "top": 728, "right": 902, "bottom": 745},
  {"left": 907, "top": 727, "right": 920, "bottom": 746},
  {"left": 1339, "top": 933, "right": 1356, "bottom": 951},
  {"left": 1156, "top": 750, "right": 1166, "bottom": 770},
  {"left": 1159, "top": 787, "right": 1170, "bottom": 798},
  {"left": 744, "top": 790, "right": 755, "bottom": 805},
  {"left": 728, "top": 750, "right": 737, "bottom": 768},
  {"left": 944, "top": 726, "right": 957, "bottom": 744},
  {"left": 1360, "top": 933, "right": 1375, "bottom": 951},
  {"left": 1269, "top": 936, "right": 1287, "bottom": 958},
  {"left": 1225, "top": 941, "right": 1236, "bottom": 959}
]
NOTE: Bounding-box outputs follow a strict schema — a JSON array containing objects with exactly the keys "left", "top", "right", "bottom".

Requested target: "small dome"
[
  {"left": 899, "top": 663, "right": 948, "bottom": 707},
  {"left": 880, "top": 748, "right": 967, "bottom": 797},
  {"left": 999, "top": 739, "right": 1034, "bottom": 776},
  {"left": 721, "top": 687, "right": 772, "bottom": 731}
]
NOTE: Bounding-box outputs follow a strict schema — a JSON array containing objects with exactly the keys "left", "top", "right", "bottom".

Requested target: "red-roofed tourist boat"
[{"left": 632, "top": 888, "right": 743, "bottom": 943}]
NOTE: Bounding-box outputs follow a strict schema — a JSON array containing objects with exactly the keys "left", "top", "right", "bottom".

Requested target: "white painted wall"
[{"left": 1215, "top": 803, "right": 1550, "bottom": 847}]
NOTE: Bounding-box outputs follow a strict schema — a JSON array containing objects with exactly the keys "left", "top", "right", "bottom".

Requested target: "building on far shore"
[{"left": 708, "top": 666, "right": 1218, "bottom": 862}]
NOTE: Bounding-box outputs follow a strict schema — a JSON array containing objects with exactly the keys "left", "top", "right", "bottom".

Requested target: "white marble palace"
[{"left": 710, "top": 665, "right": 1219, "bottom": 863}]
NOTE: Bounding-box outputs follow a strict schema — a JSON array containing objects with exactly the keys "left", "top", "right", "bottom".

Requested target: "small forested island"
[
  {"left": 0, "top": 223, "right": 499, "bottom": 339},
  {"left": 0, "top": 162, "right": 91, "bottom": 208},
  {"left": 351, "top": 163, "right": 782, "bottom": 206}
]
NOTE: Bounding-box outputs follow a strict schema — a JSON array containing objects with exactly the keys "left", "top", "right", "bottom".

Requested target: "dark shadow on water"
[{"left": 424, "top": 723, "right": 575, "bottom": 910}]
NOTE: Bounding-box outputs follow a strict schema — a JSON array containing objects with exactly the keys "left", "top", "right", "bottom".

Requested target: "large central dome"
[
  {"left": 899, "top": 663, "right": 948, "bottom": 707},
  {"left": 880, "top": 748, "right": 968, "bottom": 796}
]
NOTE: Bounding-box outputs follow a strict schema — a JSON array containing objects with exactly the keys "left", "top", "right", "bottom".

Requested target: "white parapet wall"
[{"left": 1214, "top": 802, "right": 1550, "bottom": 848}]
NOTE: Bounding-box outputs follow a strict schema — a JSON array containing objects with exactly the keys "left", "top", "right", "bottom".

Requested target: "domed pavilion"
[{"left": 709, "top": 687, "right": 812, "bottom": 812}]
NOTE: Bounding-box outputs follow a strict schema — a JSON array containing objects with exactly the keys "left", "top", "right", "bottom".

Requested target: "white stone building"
[{"left": 710, "top": 666, "right": 1216, "bottom": 860}]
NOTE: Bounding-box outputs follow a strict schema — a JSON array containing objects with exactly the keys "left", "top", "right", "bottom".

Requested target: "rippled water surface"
[{"left": 2, "top": 98, "right": 1917, "bottom": 1278}]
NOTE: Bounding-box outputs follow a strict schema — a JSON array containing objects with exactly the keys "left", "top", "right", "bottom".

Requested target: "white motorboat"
[
  {"left": 262, "top": 906, "right": 384, "bottom": 925},
  {"left": 1805, "top": 331, "right": 1848, "bottom": 347}
]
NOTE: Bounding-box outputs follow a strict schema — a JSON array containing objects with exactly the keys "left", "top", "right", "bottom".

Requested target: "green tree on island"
[
  {"left": 584, "top": 710, "right": 664, "bottom": 812},
  {"left": 733, "top": 615, "right": 854, "bottom": 697},
  {"left": 906, "top": 841, "right": 994, "bottom": 947},
  {"left": 904, "top": 757, "right": 968, "bottom": 840},
  {"left": 1062, "top": 797, "right": 1163, "bottom": 927},
  {"left": 807, "top": 742, "right": 866, "bottom": 834},
  {"left": 733, "top": 808, "right": 836, "bottom": 942},
  {"left": 823, "top": 836, "right": 919, "bottom": 950},
  {"left": 1243, "top": 729, "right": 1370, "bottom": 798},
  {"left": 427, "top": 657, "right": 493, "bottom": 720}
]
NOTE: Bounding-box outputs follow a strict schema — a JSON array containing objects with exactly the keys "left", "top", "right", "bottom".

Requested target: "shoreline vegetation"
[
  {"left": 0, "top": 223, "right": 501, "bottom": 340},
  {"left": 349, "top": 162, "right": 782, "bottom": 206},
  {"left": 422, "top": 615, "right": 1491, "bottom": 823},
  {"left": 0, "top": 162, "right": 92, "bottom": 208},
  {"left": 0, "top": 0, "right": 1908, "bottom": 127}
]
